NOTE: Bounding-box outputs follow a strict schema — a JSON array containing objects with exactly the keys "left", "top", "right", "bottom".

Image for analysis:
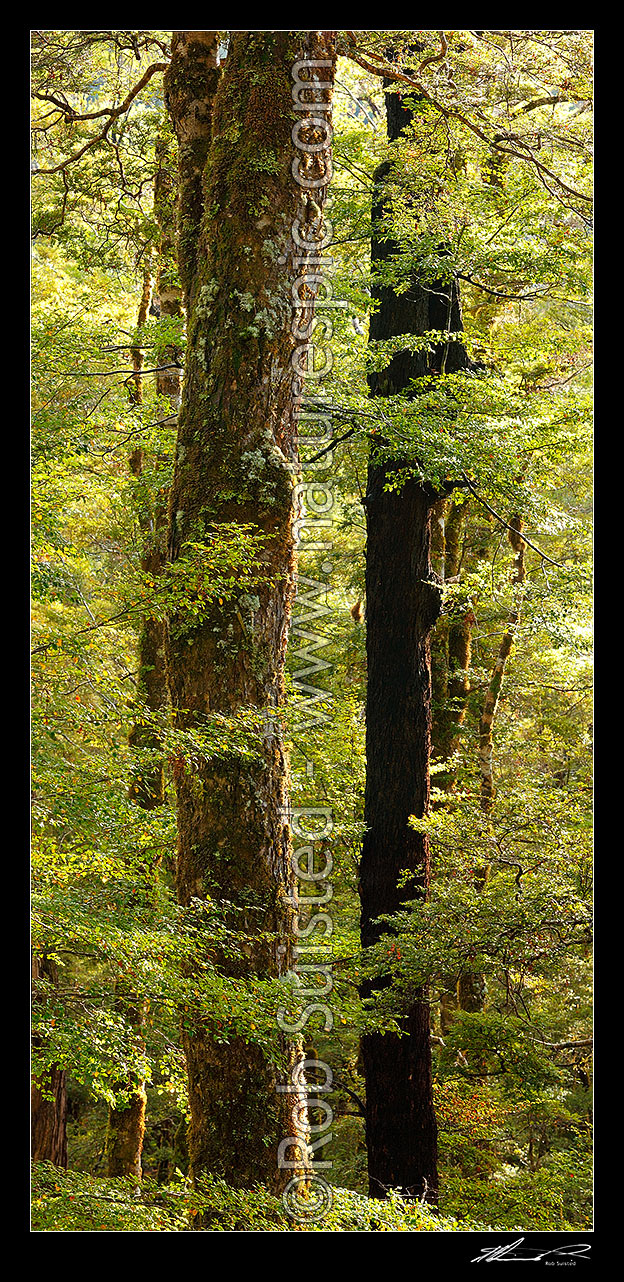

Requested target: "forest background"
[{"left": 30, "top": 28, "right": 593, "bottom": 1235}]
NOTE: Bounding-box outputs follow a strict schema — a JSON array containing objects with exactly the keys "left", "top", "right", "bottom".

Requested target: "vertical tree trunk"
[
  {"left": 431, "top": 499, "right": 473, "bottom": 790},
  {"left": 31, "top": 1070, "right": 68, "bottom": 1169},
  {"left": 360, "top": 85, "right": 472, "bottom": 1204},
  {"left": 153, "top": 129, "right": 185, "bottom": 407},
  {"left": 164, "top": 30, "right": 337, "bottom": 1195},
  {"left": 105, "top": 998, "right": 148, "bottom": 1180},
  {"left": 456, "top": 516, "right": 526, "bottom": 1014},
  {"left": 126, "top": 129, "right": 183, "bottom": 815},
  {"left": 106, "top": 261, "right": 155, "bottom": 1179},
  {"left": 164, "top": 31, "right": 221, "bottom": 312},
  {"left": 479, "top": 516, "right": 526, "bottom": 811},
  {"left": 360, "top": 471, "right": 441, "bottom": 1203},
  {"left": 107, "top": 147, "right": 184, "bottom": 1174},
  {"left": 31, "top": 955, "right": 68, "bottom": 1168}
]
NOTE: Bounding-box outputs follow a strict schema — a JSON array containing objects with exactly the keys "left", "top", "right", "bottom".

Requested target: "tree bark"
[
  {"left": 430, "top": 497, "right": 475, "bottom": 1029},
  {"left": 31, "top": 1068, "right": 68, "bottom": 1169},
  {"left": 456, "top": 517, "right": 526, "bottom": 1014},
  {"left": 479, "top": 516, "right": 526, "bottom": 811},
  {"left": 360, "top": 466, "right": 440, "bottom": 1199},
  {"left": 31, "top": 955, "right": 68, "bottom": 1168},
  {"left": 360, "top": 84, "right": 474, "bottom": 1205},
  {"left": 106, "top": 261, "right": 155, "bottom": 1179},
  {"left": 164, "top": 30, "right": 337, "bottom": 1195},
  {"left": 107, "top": 134, "right": 184, "bottom": 1176},
  {"left": 431, "top": 498, "right": 473, "bottom": 790},
  {"left": 164, "top": 32, "right": 221, "bottom": 312},
  {"left": 105, "top": 997, "right": 148, "bottom": 1180}
]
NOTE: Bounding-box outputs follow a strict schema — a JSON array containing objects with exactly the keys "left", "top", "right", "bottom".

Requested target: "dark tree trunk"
[
  {"left": 360, "top": 472, "right": 441, "bottom": 1202},
  {"left": 360, "top": 84, "right": 472, "bottom": 1205}
]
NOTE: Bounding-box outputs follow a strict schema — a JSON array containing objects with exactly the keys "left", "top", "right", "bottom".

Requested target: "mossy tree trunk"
[
  {"left": 164, "top": 30, "right": 337, "bottom": 1195},
  {"left": 164, "top": 31, "right": 221, "bottom": 312},
  {"left": 105, "top": 996, "right": 148, "bottom": 1181},
  {"left": 360, "top": 86, "right": 473, "bottom": 1205}
]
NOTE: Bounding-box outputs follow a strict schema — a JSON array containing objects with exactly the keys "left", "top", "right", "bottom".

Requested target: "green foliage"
[
  {"left": 31, "top": 1163, "right": 469, "bottom": 1231},
  {"left": 442, "top": 1151, "right": 592, "bottom": 1232},
  {"left": 31, "top": 27, "right": 592, "bottom": 1233}
]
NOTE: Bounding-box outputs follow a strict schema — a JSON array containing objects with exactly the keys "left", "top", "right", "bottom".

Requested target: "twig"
[
  {"left": 31, "top": 607, "right": 135, "bottom": 656},
  {"left": 343, "top": 38, "right": 591, "bottom": 209},
  {"left": 459, "top": 473, "right": 563, "bottom": 566},
  {"left": 32, "top": 63, "right": 167, "bottom": 176},
  {"left": 70, "top": 363, "right": 181, "bottom": 378},
  {"left": 303, "top": 425, "right": 358, "bottom": 465}
]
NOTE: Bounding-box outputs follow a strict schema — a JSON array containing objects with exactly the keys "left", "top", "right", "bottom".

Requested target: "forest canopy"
[{"left": 30, "top": 28, "right": 593, "bottom": 1235}]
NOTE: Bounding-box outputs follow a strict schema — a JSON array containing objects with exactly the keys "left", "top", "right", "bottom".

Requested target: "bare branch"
[
  {"left": 459, "top": 473, "right": 564, "bottom": 567},
  {"left": 32, "top": 62, "right": 167, "bottom": 177},
  {"left": 343, "top": 38, "right": 591, "bottom": 209}
]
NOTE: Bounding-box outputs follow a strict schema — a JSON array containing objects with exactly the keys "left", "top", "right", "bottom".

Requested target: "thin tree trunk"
[
  {"left": 431, "top": 498, "right": 473, "bottom": 790},
  {"left": 430, "top": 497, "right": 474, "bottom": 1031},
  {"left": 107, "top": 147, "right": 185, "bottom": 1171},
  {"left": 106, "top": 260, "right": 155, "bottom": 1179},
  {"left": 456, "top": 516, "right": 527, "bottom": 1013},
  {"left": 126, "top": 130, "right": 183, "bottom": 815},
  {"left": 153, "top": 128, "right": 184, "bottom": 403},
  {"left": 479, "top": 515, "right": 526, "bottom": 811},
  {"left": 105, "top": 998, "right": 148, "bottom": 1180},
  {"left": 164, "top": 30, "right": 337, "bottom": 1196},
  {"left": 31, "top": 955, "right": 68, "bottom": 1168},
  {"left": 163, "top": 31, "right": 221, "bottom": 312}
]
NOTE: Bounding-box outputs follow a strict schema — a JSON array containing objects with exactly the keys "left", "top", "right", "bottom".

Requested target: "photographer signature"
[{"left": 472, "top": 1237, "right": 591, "bottom": 1263}]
